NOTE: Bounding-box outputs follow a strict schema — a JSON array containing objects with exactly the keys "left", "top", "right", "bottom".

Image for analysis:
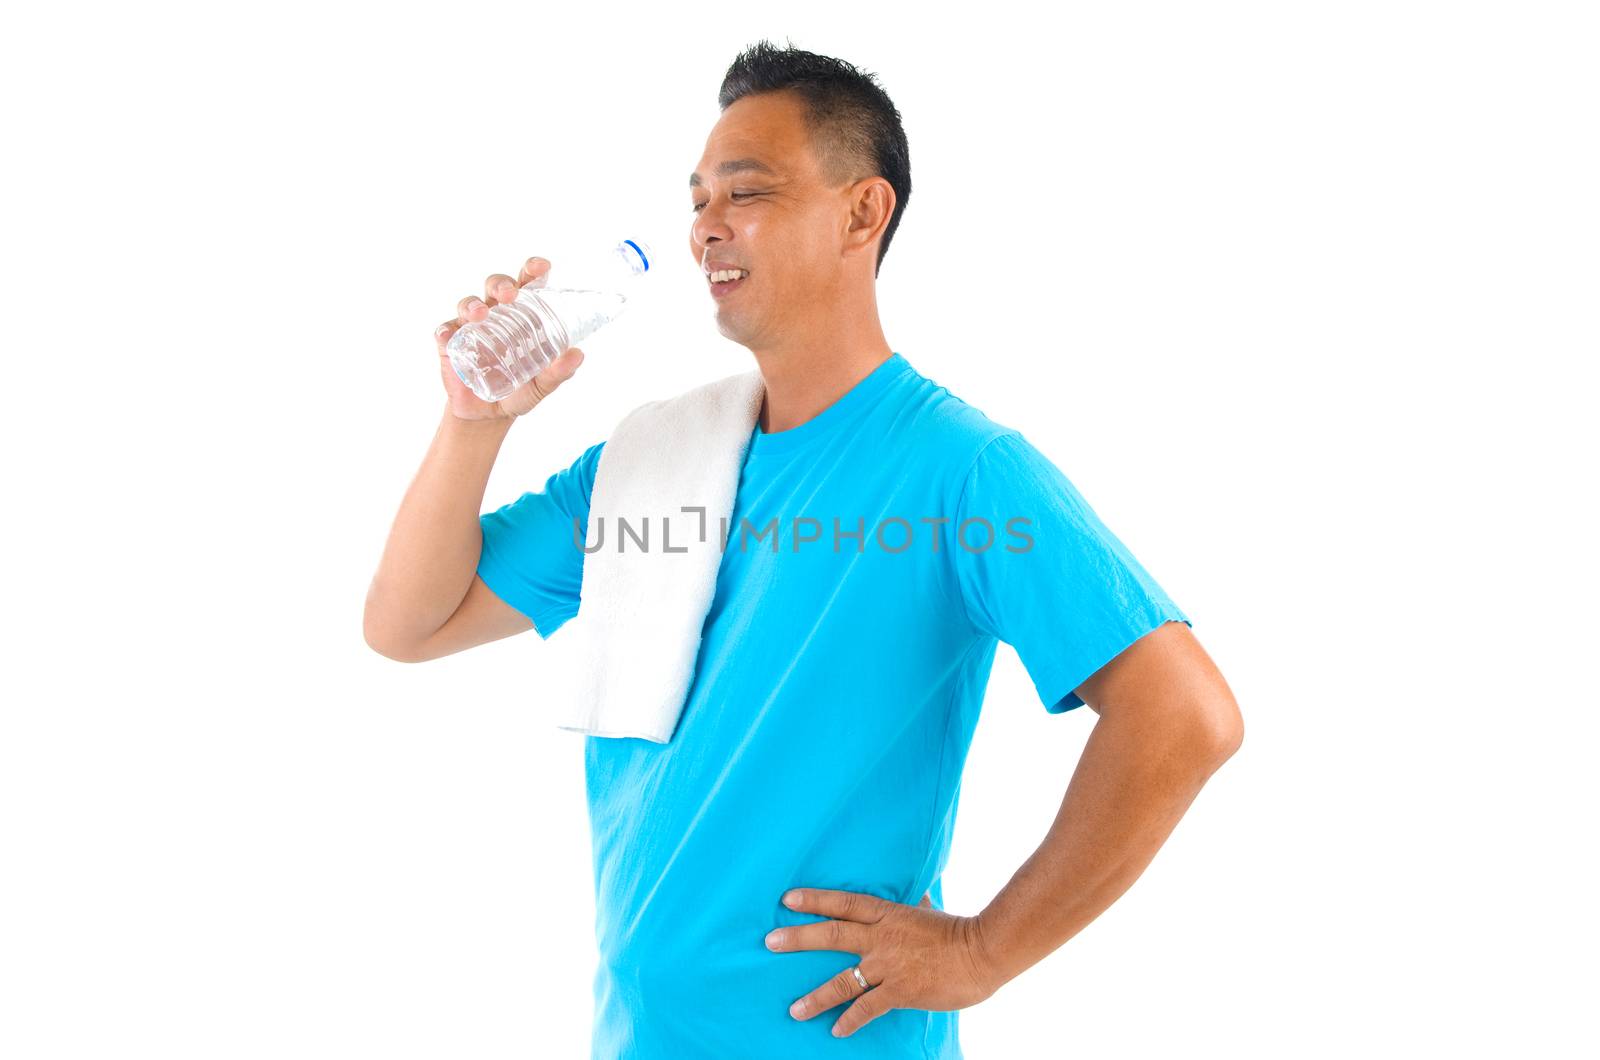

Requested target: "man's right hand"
[{"left": 435, "top": 256, "right": 586, "bottom": 421}]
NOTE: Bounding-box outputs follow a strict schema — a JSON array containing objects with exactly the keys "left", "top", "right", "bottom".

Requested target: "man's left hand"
[{"left": 765, "top": 887, "right": 1000, "bottom": 1038}]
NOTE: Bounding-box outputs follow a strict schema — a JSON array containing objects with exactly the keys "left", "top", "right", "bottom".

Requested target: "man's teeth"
[{"left": 710, "top": 269, "right": 749, "bottom": 283}]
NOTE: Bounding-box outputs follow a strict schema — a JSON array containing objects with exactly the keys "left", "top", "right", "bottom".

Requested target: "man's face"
[{"left": 688, "top": 91, "right": 853, "bottom": 347}]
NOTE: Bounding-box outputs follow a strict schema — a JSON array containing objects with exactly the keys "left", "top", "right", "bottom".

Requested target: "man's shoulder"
[{"left": 892, "top": 365, "right": 1022, "bottom": 468}]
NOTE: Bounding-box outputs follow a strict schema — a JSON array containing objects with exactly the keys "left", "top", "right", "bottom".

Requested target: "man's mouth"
[{"left": 709, "top": 268, "right": 750, "bottom": 298}]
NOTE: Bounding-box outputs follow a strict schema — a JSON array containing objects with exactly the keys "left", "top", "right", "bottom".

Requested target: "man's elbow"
[
  {"left": 1193, "top": 692, "right": 1244, "bottom": 766},
  {"left": 363, "top": 608, "right": 427, "bottom": 664},
  {"left": 365, "top": 629, "right": 422, "bottom": 663}
]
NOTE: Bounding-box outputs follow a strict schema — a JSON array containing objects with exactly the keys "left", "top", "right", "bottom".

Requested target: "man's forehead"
[{"left": 690, "top": 96, "right": 811, "bottom": 188}]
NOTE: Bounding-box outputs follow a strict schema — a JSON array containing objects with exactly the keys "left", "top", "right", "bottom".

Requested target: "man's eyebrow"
[{"left": 688, "top": 158, "right": 778, "bottom": 188}]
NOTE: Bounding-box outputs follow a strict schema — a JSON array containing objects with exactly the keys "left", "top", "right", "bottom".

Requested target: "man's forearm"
[
  {"left": 363, "top": 404, "right": 516, "bottom": 654},
  {"left": 970, "top": 704, "right": 1238, "bottom": 988}
]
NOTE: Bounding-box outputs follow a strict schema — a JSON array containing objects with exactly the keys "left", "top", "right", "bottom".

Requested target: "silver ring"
[{"left": 850, "top": 966, "right": 870, "bottom": 991}]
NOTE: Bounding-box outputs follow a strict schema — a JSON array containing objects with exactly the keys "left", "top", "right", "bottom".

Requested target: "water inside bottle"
[
  {"left": 446, "top": 238, "right": 652, "bottom": 402},
  {"left": 448, "top": 286, "right": 630, "bottom": 401},
  {"left": 531, "top": 285, "right": 630, "bottom": 341}
]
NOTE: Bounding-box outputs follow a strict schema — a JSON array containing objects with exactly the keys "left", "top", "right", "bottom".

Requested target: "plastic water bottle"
[{"left": 446, "top": 238, "right": 654, "bottom": 402}]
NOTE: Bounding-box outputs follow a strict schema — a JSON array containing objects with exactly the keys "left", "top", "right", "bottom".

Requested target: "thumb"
[
  {"left": 510, "top": 345, "right": 585, "bottom": 414},
  {"left": 540, "top": 345, "right": 585, "bottom": 387}
]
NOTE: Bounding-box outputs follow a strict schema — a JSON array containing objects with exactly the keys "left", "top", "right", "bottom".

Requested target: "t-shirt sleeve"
[
  {"left": 951, "top": 431, "right": 1191, "bottom": 713},
  {"left": 476, "top": 439, "right": 606, "bottom": 639}
]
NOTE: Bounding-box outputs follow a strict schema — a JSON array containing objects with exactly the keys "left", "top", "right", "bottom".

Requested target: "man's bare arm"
[
  {"left": 400, "top": 573, "right": 536, "bottom": 663},
  {"left": 363, "top": 409, "right": 525, "bottom": 662},
  {"left": 363, "top": 256, "right": 585, "bottom": 663},
  {"left": 969, "top": 620, "right": 1244, "bottom": 988}
]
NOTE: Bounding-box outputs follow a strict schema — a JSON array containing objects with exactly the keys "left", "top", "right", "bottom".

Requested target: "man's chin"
[{"left": 714, "top": 308, "right": 751, "bottom": 338}]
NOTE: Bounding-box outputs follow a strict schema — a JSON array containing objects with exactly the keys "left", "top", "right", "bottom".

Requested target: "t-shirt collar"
[{"left": 746, "top": 352, "right": 911, "bottom": 460}]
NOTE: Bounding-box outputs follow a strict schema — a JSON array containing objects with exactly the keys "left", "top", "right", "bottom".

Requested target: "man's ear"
[{"left": 846, "top": 178, "right": 894, "bottom": 250}]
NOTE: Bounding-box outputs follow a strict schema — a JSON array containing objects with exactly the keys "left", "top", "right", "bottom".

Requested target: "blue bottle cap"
[{"left": 622, "top": 239, "right": 651, "bottom": 272}]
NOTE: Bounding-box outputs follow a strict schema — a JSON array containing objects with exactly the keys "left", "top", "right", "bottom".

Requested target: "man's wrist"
[
  {"left": 965, "top": 912, "right": 1018, "bottom": 993},
  {"left": 441, "top": 405, "right": 517, "bottom": 436}
]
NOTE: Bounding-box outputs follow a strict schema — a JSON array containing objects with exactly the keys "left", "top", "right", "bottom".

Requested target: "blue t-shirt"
[{"left": 477, "top": 352, "right": 1190, "bottom": 1058}]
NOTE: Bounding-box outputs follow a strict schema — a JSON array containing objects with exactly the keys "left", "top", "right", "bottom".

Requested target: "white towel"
[{"left": 550, "top": 366, "right": 767, "bottom": 743}]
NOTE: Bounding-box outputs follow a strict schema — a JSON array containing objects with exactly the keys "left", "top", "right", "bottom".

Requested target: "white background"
[{"left": 3, "top": 2, "right": 1596, "bottom": 1057}]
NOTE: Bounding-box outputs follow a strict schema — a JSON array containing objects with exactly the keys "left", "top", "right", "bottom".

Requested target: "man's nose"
[{"left": 691, "top": 204, "right": 733, "bottom": 251}]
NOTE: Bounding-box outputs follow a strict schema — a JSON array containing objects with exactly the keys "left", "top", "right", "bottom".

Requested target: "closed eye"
[{"left": 691, "top": 193, "right": 758, "bottom": 212}]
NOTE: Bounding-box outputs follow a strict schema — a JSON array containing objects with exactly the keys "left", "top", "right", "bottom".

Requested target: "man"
[{"left": 365, "top": 39, "right": 1243, "bottom": 1059}]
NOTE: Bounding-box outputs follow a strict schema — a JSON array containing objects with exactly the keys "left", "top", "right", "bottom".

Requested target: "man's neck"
[{"left": 753, "top": 343, "right": 896, "bottom": 434}]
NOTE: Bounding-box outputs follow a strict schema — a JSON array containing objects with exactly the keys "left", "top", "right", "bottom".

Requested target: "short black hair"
[{"left": 718, "top": 39, "right": 911, "bottom": 278}]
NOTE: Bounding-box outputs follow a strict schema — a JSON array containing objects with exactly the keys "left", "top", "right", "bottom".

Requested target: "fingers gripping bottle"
[{"left": 446, "top": 238, "right": 654, "bottom": 402}]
